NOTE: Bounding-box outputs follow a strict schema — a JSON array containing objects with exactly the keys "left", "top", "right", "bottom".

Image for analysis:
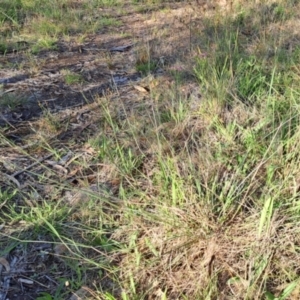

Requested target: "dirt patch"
[{"left": 0, "top": 1, "right": 206, "bottom": 126}]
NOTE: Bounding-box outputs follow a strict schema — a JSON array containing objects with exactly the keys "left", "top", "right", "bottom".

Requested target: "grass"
[
  {"left": 0, "top": 92, "right": 28, "bottom": 109},
  {"left": 61, "top": 70, "right": 84, "bottom": 85},
  {"left": 1, "top": 0, "right": 300, "bottom": 299},
  {"left": 0, "top": 0, "right": 124, "bottom": 54}
]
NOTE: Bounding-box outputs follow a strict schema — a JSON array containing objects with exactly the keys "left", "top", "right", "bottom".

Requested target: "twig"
[
  {"left": 0, "top": 114, "right": 17, "bottom": 130},
  {"left": 11, "top": 153, "right": 54, "bottom": 178},
  {"left": 4, "top": 174, "right": 20, "bottom": 188}
]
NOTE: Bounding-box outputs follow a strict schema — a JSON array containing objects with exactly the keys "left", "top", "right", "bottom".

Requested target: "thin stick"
[{"left": 11, "top": 153, "right": 54, "bottom": 178}]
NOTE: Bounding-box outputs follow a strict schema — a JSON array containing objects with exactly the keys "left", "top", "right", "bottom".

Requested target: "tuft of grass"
[
  {"left": 135, "top": 44, "right": 158, "bottom": 75},
  {"left": 0, "top": 92, "right": 28, "bottom": 109},
  {"left": 62, "top": 70, "right": 84, "bottom": 85},
  {"left": 135, "top": 60, "right": 157, "bottom": 75}
]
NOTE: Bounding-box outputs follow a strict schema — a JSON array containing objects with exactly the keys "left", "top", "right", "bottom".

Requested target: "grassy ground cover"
[{"left": 1, "top": 0, "right": 300, "bottom": 299}]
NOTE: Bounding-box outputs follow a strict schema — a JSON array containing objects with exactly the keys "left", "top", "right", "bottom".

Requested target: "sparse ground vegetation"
[{"left": 1, "top": 0, "right": 300, "bottom": 299}]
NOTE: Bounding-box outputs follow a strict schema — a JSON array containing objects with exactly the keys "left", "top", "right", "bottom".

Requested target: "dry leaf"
[
  {"left": 133, "top": 85, "right": 149, "bottom": 93},
  {"left": 0, "top": 257, "right": 10, "bottom": 272},
  {"left": 18, "top": 278, "right": 34, "bottom": 285},
  {"left": 52, "top": 164, "right": 68, "bottom": 175},
  {"left": 54, "top": 244, "right": 68, "bottom": 255},
  {"left": 110, "top": 44, "right": 133, "bottom": 52}
]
